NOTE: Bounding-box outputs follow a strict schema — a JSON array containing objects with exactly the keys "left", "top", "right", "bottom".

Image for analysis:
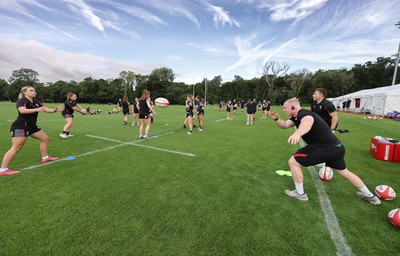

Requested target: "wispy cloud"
[
  {"left": 131, "top": 0, "right": 200, "bottom": 28},
  {"left": 225, "top": 36, "right": 276, "bottom": 73},
  {"left": 208, "top": 5, "right": 241, "bottom": 28},
  {"left": 113, "top": 3, "right": 166, "bottom": 26},
  {"left": 262, "top": 37, "right": 297, "bottom": 65},
  {"left": 186, "top": 42, "right": 236, "bottom": 56},
  {"left": 258, "top": 0, "right": 328, "bottom": 23},
  {"left": 62, "top": 0, "right": 105, "bottom": 33}
]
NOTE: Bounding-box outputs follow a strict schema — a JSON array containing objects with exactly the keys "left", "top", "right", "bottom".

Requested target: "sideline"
[{"left": 299, "top": 138, "right": 354, "bottom": 256}]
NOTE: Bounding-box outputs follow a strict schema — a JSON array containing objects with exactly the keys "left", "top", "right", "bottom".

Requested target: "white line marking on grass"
[
  {"left": 307, "top": 166, "right": 353, "bottom": 256},
  {"left": 215, "top": 118, "right": 227, "bottom": 122},
  {"left": 299, "top": 139, "right": 353, "bottom": 256},
  {"left": 86, "top": 132, "right": 195, "bottom": 157},
  {"left": 22, "top": 144, "right": 127, "bottom": 171},
  {"left": 21, "top": 132, "right": 180, "bottom": 171}
]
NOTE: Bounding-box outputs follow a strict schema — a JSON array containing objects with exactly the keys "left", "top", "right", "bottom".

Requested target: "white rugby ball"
[
  {"left": 154, "top": 97, "right": 170, "bottom": 108},
  {"left": 375, "top": 185, "right": 396, "bottom": 200},
  {"left": 388, "top": 208, "right": 400, "bottom": 228},
  {"left": 319, "top": 166, "right": 333, "bottom": 182}
]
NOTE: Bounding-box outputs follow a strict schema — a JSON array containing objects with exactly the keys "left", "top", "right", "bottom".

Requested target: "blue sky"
[{"left": 0, "top": 0, "right": 399, "bottom": 84}]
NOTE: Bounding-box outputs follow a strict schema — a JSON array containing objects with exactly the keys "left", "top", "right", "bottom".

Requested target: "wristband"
[
  {"left": 273, "top": 117, "right": 279, "bottom": 121},
  {"left": 53, "top": 109, "right": 57, "bottom": 112}
]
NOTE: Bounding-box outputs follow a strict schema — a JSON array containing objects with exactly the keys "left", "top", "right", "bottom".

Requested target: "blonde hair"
[
  {"left": 19, "top": 86, "right": 33, "bottom": 99},
  {"left": 140, "top": 90, "right": 150, "bottom": 101},
  {"left": 66, "top": 92, "right": 75, "bottom": 100},
  {"left": 284, "top": 97, "right": 300, "bottom": 107}
]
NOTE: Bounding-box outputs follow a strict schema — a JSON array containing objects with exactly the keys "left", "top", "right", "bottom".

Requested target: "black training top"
[
  {"left": 139, "top": 98, "right": 150, "bottom": 112},
  {"left": 16, "top": 97, "right": 42, "bottom": 124},
  {"left": 311, "top": 98, "right": 337, "bottom": 127},
  {"left": 290, "top": 109, "right": 341, "bottom": 145},
  {"left": 64, "top": 99, "right": 77, "bottom": 114},
  {"left": 122, "top": 101, "right": 129, "bottom": 112},
  {"left": 197, "top": 101, "right": 204, "bottom": 112}
]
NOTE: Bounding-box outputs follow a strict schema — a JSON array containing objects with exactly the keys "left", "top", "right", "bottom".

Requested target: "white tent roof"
[{"left": 332, "top": 84, "right": 400, "bottom": 115}]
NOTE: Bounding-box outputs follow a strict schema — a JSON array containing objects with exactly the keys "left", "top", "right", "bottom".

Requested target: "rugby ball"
[
  {"left": 154, "top": 97, "right": 170, "bottom": 108},
  {"left": 388, "top": 208, "right": 400, "bottom": 228},
  {"left": 375, "top": 185, "right": 396, "bottom": 200},
  {"left": 319, "top": 166, "right": 333, "bottom": 182}
]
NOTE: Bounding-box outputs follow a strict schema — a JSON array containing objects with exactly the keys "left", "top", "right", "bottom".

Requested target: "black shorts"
[
  {"left": 139, "top": 111, "right": 150, "bottom": 119},
  {"left": 62, "top": 112, "right": 74, "bottom": 119},
  {"left": 186, "top": 112, "right": 194, "bottom": 118},
  {"left": 197, "top": 110, "right": 204, "bottom": 116},
  {"left": 293, "top": 143, "right": 346, "bottom": 170},
  {"left": 10, "top": 119, "right": 41, "bottom": 137},
  {"left": 123, "top": 110, "right": 129, "bottom": 115}
]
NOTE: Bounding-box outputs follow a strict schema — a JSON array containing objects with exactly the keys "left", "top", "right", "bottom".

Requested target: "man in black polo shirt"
[
  {"left": 311, "top": 88, "right": 338, "bottom": 132},
  {"left": 270, "top": 98, "right": 380, "bottom": 205}
]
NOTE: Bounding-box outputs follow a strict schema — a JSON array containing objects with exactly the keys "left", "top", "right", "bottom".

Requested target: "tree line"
[{"left": 0, "top": 56, "right": 398, "bottom": 105}]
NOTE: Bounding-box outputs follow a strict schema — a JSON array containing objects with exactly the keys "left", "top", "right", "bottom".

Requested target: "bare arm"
[
  {"left": 330, "top": 111, "right": 338, "bottom": 132},
  {"left": 270, "top": 111, "right": 295, "bottom": 129},
  {"left": 146, "top": 100, "right": 155, "bottom": 114},
  {"left": 18, "top": 106, "right": 44, "bottom": 114},
  {"left": 288, "top": 116, "right": 314, "bottom": 144}
]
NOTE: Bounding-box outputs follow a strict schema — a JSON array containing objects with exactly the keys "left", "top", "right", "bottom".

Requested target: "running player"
[
  {"left": 246, "top": 99, "right": 253, "bottom": 125},
  {"left": 232, "top": 100, "right": 237, "bottom": 115},
  {"left": 270, "top": 98, "right": 380, "bottom": 205},
  {"left": 0, "top": 86, "right": 61, "bottom": 176},
  {"left": 131, "top": 97, "right": 139, "bottom": 126},
  {"left": 60, "top": 92, "right": 86, "bottom": 138},
  {"left": 185, "top": 95, "right": 194, "bottom": 135},
  {"left": 121, "top": 95, "right": 130, "bottom": 125},
  {"left": 311, "top": 88, "right": 338, "bottom": 132},
  {"left": 261, "top": 100, "right": 268, "bottom": 119},
  {"left": 196, "top": 95, "right": 205, "bottom": 131},
  {"left": 137, "top": 90, "right": 155, "bottom": 140},
  {"left": 226, "top": 100, "right": 232, "bottom": 120}
]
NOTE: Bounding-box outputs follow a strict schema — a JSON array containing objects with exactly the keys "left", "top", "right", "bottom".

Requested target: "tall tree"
[
  {"left": 261, "top": 61, "right": 290, "bottom": 103},
  {"left": 119, "top": 71, "right": 136, "bottom": 97},
  {"left": 145, "top": 67, "right": 175, "bottom": 98},
  {"left": 286, "top": 69, "right": 312, "bottom": 99}
]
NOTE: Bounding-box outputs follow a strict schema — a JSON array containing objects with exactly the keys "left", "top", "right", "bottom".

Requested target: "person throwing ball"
[
  {"left": 0, "top": 86, "right": 61, "bottom": 176},
  {"left": 270, "top": 98, "right": 380, "bottom": 205},
  {"left": 60, "top": 92, "right": 86, "bottom": 138}
]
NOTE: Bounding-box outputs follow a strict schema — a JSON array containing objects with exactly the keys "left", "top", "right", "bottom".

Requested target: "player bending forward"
[{"left": 270, "top": 98, "right": 380, "bottom": 205}]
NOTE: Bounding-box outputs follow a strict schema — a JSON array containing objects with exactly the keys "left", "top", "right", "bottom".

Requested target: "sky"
[{"left": 0, "top": 0, "right": 399, "bottom": 85}]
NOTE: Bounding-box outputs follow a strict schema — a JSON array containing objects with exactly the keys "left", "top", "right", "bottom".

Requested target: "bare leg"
[
  {"left": 30, "top": 130, "right": 50, "bottom": 157},
  {"left": 63, "top": 118, "right": 74, "bottom": 132},
  {"left": 288, "top": 156, "right": 304, "bottom": 183},
  {"left": 1, "top": 137, "right": 27, "bottom": 168},
  {"left": 333, "top": 168, "right": 366, "bottom": 189}
]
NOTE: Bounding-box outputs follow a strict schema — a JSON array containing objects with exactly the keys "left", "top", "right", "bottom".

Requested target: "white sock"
[
  {"left": 359, "top": 186, "right": 374, "bottom": 197},
  {"left": 295, "top": 182, "right": 304, "bottom": 195},
  {"left": 0, "top": 168, "right": 8, "bottom": 172},
  {"left": 42, "top": 156, "right": 49, "bottom": 159}
]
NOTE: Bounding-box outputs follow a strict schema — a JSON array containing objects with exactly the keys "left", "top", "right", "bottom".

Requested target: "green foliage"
[{"left": 1, "top": 57, "right": 399, "bottom": 105}]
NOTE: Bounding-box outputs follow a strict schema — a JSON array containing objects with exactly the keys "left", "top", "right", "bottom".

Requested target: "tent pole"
[{"left": 392, "top": 41, "right": 400, "bottom": 86}]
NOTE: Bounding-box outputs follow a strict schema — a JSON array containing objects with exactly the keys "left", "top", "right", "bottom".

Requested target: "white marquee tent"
[{"left": 331, "top": 84, "right": 400, "bottom": 116}]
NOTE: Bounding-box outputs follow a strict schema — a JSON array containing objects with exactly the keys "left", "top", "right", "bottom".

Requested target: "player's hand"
[
  {"left": 80, "top": 109, "right": 87, "bottom": 115},
  {"left": 288, "top": 134, "right": 300, "bottom": 144},
  {"left": 37, "top": 106, "right": 46, "bottom": 112},
  {"left": 270, "top": 111, "right": 279, "bottom": 120}
]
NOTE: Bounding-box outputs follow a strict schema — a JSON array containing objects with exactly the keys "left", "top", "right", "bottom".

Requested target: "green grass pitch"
[{"left": 1, "top": 102, "right": 399, "bottom": 255}]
